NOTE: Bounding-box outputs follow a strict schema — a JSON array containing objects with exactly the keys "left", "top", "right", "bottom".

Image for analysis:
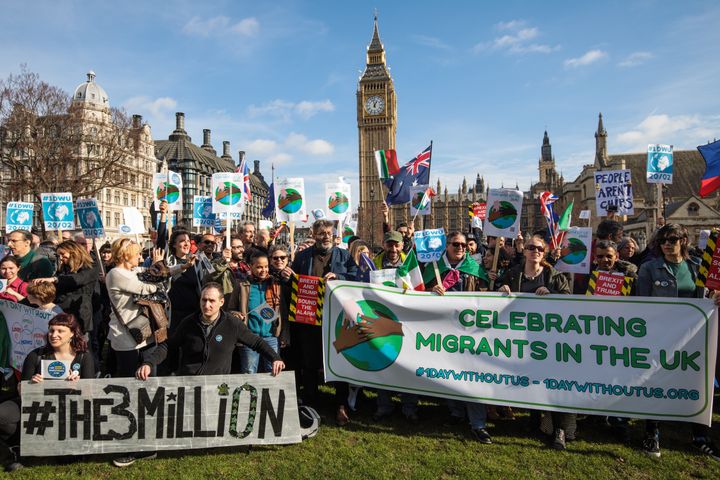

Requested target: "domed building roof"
[{"left": 73, "top": 71, "right": 109, "bottom": 107}]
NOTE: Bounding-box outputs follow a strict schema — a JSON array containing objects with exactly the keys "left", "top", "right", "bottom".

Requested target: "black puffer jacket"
[
  {"left": 143, "top": 310, "right": 281, "bottom": 375},
  {"left": 56, "top": 263, "right": 99, "bottom": 333}
]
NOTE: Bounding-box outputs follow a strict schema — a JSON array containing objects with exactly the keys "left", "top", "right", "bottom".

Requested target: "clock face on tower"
[{"left": 364, "top": 95, "right": 385, "bottom": 115}]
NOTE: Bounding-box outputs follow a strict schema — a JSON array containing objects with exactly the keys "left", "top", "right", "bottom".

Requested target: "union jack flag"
[
  {"left": 405, "top": 145, "right": 432, "bottom": 175},
  {"left": 538, "top": 191, "right": 562, "bottom": 248},
  {"left": 236, "top": 160, "right": 252, "bottom": 201}
]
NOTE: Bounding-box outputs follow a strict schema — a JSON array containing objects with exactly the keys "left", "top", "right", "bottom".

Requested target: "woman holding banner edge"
[
  {"left": 497, "top": 234, "right": 574, "bottom": 450},
  {"left": 636, "top": 223, "right": 720, "bottom": 461}
]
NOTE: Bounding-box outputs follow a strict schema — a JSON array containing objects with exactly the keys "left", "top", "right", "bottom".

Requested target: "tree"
[{"left": 0, "top": 66, "right": 138, "bottom": 230}]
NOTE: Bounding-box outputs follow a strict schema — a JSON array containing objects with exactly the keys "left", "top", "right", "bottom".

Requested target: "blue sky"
[{"left": 2, "top": 0, "right": 719, "bottom": 216}]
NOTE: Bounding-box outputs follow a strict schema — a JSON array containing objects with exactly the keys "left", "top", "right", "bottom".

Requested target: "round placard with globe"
[
  {"left": 328, "top": 192, "right": 349, "bottom": 214},
  {"left": 335, "top": 300, "right": 402, "bottom": 371},
  {"left": 157, "top": 182, "right": 180, "bottom": 204},
  {"left": 279, "top": 188, "right": 303, "bottom": 214},
  {"left": 560, "top": 237, "right": 588, "bottom": 265},
  {"left": 342, "top": 225, "right": 355, "bottom": 243},
  {"left": 487, "top": 201, "right": 517, "bottom": 229},
  {"left": 214, "top": 182, "right": 242, "bottom": 206}
]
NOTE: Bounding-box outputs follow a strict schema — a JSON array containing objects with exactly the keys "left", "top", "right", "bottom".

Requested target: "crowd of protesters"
[{"left": 0, "top": 198, "right": 718, "bottom": 471}]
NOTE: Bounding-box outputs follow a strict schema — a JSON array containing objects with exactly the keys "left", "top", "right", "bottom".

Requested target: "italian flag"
[
  {"left": 396, "top": 249, "right": 425, "bottom": 291},
  {"left": 374, "top": 149, "right": 400, "bottom": 179},
  {"left": 417, "top": 187, "right": 436, "bottom": 211}
]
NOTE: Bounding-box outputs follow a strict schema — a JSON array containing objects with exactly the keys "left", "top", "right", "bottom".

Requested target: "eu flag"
[
  {"left": 384, "top": 144, "right": 432, "bottom": 205},
  {"left": 261, "top": 183, "right": 275, "bottom": 218},
  {"left": 698, "top": 140, "right": 720, "bottom": 197},
  {"left": 356, "top": 252, "right": 376, "bottom": 283}
]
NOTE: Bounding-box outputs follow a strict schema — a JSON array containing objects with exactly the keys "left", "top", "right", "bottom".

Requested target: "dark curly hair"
[{"left": 43, "top": 313, "right": 88, "bottom": 354}]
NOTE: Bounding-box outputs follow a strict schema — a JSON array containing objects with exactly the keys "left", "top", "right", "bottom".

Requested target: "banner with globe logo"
[
  {"left": 322, "top": 280, "right": 717, "bottom": 425},
  {"left": 193, "top": 195, "right": 215, "bottom": 228},
  {"left": 324, "top": 182, "right": 351, "bottom": 221},
  {"left": 646, "top": 144, "right": 673, "bottom": 184},
  {"left": 41, "top": 192, "right": 75, "bottom": 230},
  {"left": 76, "top": 198, "right": 104, "bottom": 238},
  {"left": 483, "top": 188, "right": 523, "bottom": 237},
  {"left": 554, "top": 227, "right": 592, "bottom": 274},
  {"left": 5, "top": 201, "right": 34, "bottom": 233},
  {"left": 413, "top": 228, "right": 446, "bottom": 263},
  {"left": 211, "top": 172, "right": 244, "bottom": 215},
  {"left": 152, "top": 171, "right": 183, "bottom": 211},
  {"left": 275, "top": 178, "right": 306, "bottom": 222}
]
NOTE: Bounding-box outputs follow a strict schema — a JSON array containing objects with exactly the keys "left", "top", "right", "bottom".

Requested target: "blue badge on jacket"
[{"left": 215, "top": 335, "right": 223, "bottom": 342}]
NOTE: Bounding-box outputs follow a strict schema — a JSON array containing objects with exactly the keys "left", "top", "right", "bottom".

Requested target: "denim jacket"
[{"left": 636, "top": 256, "right": 704, "bottom": 298}]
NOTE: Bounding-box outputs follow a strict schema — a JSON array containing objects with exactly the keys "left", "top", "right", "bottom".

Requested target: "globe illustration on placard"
[
  {"left": 560, "top": 237, "right": 588, "bottom": 265},
  {"left": 279, "top": 188, "right": 303, "bottom": 214},
  {"left": 214, "top": 182, "right": 242, "bottom": 205},
  {"left": 157, "top": 181, "right": 180, "bottom": 204},
  {"left": 487, "top": 200, "right": 517, "bottom": 229},
  {"left": 342, "top": 225, "right": 355, "bottom": 243},
  {"left": 328, "top": 192, "right": 349, "bottom": 214},
  {"left": 412, "top": 191, "right": 425, "bottom": 210},
  {"left": 335, "top": 300, "right": 402, "bottom": 372}
]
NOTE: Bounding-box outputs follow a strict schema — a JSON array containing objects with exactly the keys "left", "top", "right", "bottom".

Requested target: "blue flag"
[
  {"left": 384, "top": 145, "right": 432, "bottom": 205},
  {"left": 261, "top": 183, "right": 275, "bottom": 218},
  {"left": 356, "top": 252, "right": 377, "bottom": 283},
  {"left": 699, "top": 140, "right": 720, "bottom": 197}
]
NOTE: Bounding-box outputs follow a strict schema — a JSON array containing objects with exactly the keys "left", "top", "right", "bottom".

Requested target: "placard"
[
  {"left": 122, "top": 207, "right": 146, "bottom": 234},
  {"left": 76, "top": 198, "right": 104, "bottom": 238},
  {"left": 554, "top": 227, "right": 592, "bottom": 274},
  {"left": 193, "top": 196, "right": 215, "bottom": 228},
  {"left": 483, "top": 189, "right": 523, "bottom": 237},
  {"left": 5, "top": 202, "right": 34, "bottom": 232},
  {"left": 325, "top": 182, "right": 351, "bottom": 221},
  {"left": 413, "top": 228, "right": 446, "bottom": 263},
  {"left": 473, "top": 202, "right": 487, "bottom": 220},
  {"left": 276, "top": 178, "right": 307, "bottom": 222},
  {"left": 41, "top": 193, "right": 74, "bottom": 230},
  {"left": 41, "top": 359, "right": 72, "bottom": 380},
  {"left": 0, "top": 300, "right": 53, "bottom": 370},
  {"left": 647, "top": 144, "right": 673, "bottom": 184},
  {"left": 586, "top": 270, "right": 634, "bottom": 296},
  {"left": 288, "top": 274, "right": 324, "bottom": 326},
  {"left": 696, "top": 230, "right": 720, "bottom": 290},
  {"left": 409, "top": 185, "right": 432, "bottom": 216},
  {"left": 370, "top": 269, "right": 397, "bottom": 287},
  {"left": 21, "top": 373, "right": 301, "bottom": 456},
  {"left": 578, "top": 210, "right": 591, "bottom": 220},
  {"left": 212, "top": 172, "right": 244, "bottom": 214},
  {"left": 594, "top": 169, "right": 634, "bottom": 216},
  {"left": 152, "top": 171, "right": 183, "bottom": 211}
]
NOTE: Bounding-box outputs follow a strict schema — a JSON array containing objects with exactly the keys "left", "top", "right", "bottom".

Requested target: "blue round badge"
[
  {"left": 47, "top": 361, "right": 66, "bottom": 378},
  {"left": 72, "top": 363, "right": 81, "bottom": 372},
  {"left": 215, "top": 334, "right": 223, "bottom": 342}
]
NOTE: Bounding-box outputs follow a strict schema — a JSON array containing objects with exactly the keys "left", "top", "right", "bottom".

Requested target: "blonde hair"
[
  {"left": 111, "top": 238, "right": 140, "bottom": 265},
  {"left": 56, "top": 240, "right": 94, "bottom": 272}
]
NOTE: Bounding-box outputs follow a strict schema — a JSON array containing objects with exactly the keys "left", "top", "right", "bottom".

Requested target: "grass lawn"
[{"left": 10, "top": 388, "right": 720, "bottom": 479}]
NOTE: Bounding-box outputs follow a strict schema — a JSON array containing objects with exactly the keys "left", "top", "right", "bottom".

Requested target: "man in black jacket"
[{"left": 136, "top": 282, "right": 284, "bottom": 378}]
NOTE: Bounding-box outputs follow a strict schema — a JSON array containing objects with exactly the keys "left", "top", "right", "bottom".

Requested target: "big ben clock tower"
[{"left": 357, "top": 15, "right": 397, "bottom": 247}]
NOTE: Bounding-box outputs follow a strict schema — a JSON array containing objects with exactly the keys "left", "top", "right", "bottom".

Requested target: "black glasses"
[
  {"left": 525, "top": 245, "right": 545, "bottom": 253},
  {"left": 450, "top": 242, "right": 467, "bottom": 249},
  {"left": 271, "top": 255, "right": 288, "bottom": 260},
  {"left": 660, "top": 236, "right": 681, "bottom": 245},
  {"left": 202, "top": 240, "right": 215, "bottom": 244}
]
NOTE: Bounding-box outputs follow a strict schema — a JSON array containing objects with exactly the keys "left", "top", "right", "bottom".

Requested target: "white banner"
[
  {"left": 325, "top": 182, "right": 351, "bottom": 221},
  {"left": 594, "top": 169, "right": 634, "bottom": 216},
  {"left": 152, "top": 171, "right": 183, "bottom": 211},
  {"left": 483, "top": 189, "right": 523, "bottom": 237},
  {"left": 20, "top": 372, "right": 301, "bottom": 456},
  {"left": 322, "top": 281, "right": 717, "bottom": 425},
  {"left": 554, "top": 227, "right": 592, "bottom": 274},
  {"left": 0, "top": 300, "right": 53, "bottom": 370},
  {"left": 276, "top": 178, "right": 306, "bottom": 222}
]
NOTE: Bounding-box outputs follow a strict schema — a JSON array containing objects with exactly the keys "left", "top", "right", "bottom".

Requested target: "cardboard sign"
[
  {"left": 41, "top": 193, "right": 74, "bottom": 230},
  {"left": 21, "top": 373, "right": 301, "bottom": 456},
  {"left": 414, "top": 228, "right": 446, "bottom": 263},
  {"left": 212, "top": 172, "right": 244, "bottom": 214},
  {"left": 483, "top": 189, "right": 523, "bottom": 237},
  {"left": 325, "top": 182, "right": 351, "bottom": 221},
  {"left": 594, "top": 169, "right": 634, "bottom": 216},
  {"left": 586, "top": 270, "right": 633, "bottom": 296},
  {"left": 646, "top": 144, "right": 673, "bottom": 184},
  {"left": 276, "top": 178, "right": 307, "bottom": 222},
  {"left": 152, "top": 171, "right": 183, "bottom": 211},
  {"left": 5, "top": 202, "right": 34, "bottom": 232},
  {"left": 193, "top": 196, "right": 215, "bottom": 228},
  {"left": 554, "top": 227, "right": 592, "bottom": 274},
  {"left": 288, "top": 274, "right": 324, "bottom": 326},
  {"left": 76, "top": 198, "right": 104, "bottom": 238}
]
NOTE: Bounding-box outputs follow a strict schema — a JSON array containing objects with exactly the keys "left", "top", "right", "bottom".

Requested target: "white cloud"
[
  {"left": 616, "top": 113, "right": 708, "bottom": 148},
  {"left": 411, "top": 34, "right": 451, "bottom": 50},
  {"left": 618, "top": 51, "right": 654, "bottom": 68},
  {"left": 246, "top": 139, "right": 278, "bottom": 155},
  {"left": 123, "top": 96, "right": 178, "bottom": 118},
  {"left": 247, "top": 99, "right": 335, "bottom": 121},
  {"left": 182, "top": 16, "right": 259, "bottom": 38},
  {"left": 266, "top": 153, "right": 293, "bottom": 165},
  {"left": 564, "top": 49, "right": 607, "bottom": 68},
  {"left": 473, "top": 21, "right": 559, "bottom": 54},
  {"left": 285, "top": 133, "right": 334, "bottom": 155},
  {"left": 245, "top": 133, "right": 335, "bottom": 167}
]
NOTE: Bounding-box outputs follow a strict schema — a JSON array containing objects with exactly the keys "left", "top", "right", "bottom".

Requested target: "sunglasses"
[
  {"left": 660, "top": 236, "right": 681, "bottom": 245},
  {"left": 450, "top": 242, "right": 467, "bottom": 249},
  {"left": 271, "top": 255, "right": 288, "bottom": 260},
  {"left": 525, "top": 245, "right": 545, "bottom": 253},
  {"left": 202, "top": 239, "right": 215, "bottom": 244}
]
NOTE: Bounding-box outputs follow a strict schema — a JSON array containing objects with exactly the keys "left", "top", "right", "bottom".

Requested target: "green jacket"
[{"left": 17, "top": 249, "right": 55, "bottom": 282}]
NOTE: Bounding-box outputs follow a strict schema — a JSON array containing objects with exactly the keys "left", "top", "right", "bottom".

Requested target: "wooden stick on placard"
[
  {"left": 93, "top": 239, "right": 105, "bottom": 276},
  {"left": 226, "top": 216, "right": 232, "bottom": 250},
  {"left": 488, "top": 239, "right": 502, "bottom": 291},
  {"left": 432, "top": 260, "right": 442, "bottom": 286},
  {"left": 289, "top": 222, "right": 296, "bottom": 262}
]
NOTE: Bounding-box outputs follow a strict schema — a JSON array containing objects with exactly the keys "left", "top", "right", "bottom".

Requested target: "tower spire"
[{"left": 595, "top": 112, "right": 609, "bottom": 168}]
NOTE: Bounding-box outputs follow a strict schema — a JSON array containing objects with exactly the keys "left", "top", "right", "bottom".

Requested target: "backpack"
[{"left": 298, "top": 405, "right": 321, "bottom": 440}]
